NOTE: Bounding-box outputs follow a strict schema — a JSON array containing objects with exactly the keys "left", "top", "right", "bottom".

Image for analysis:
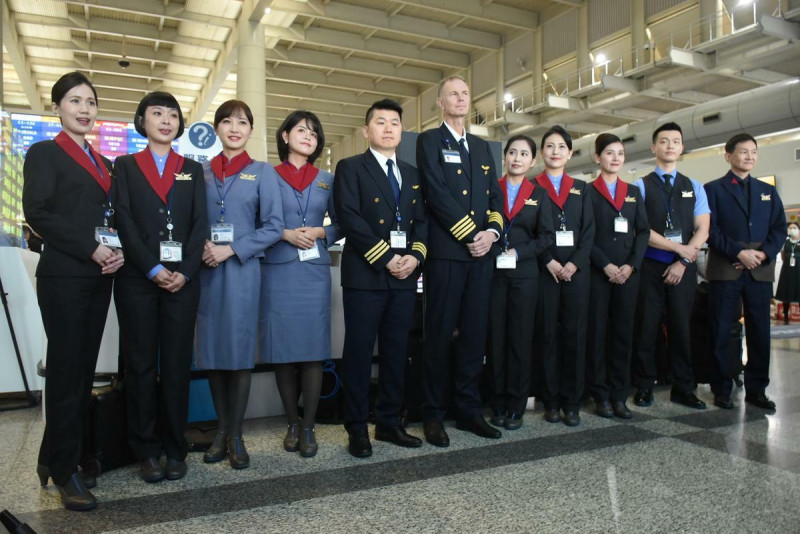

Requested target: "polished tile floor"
[{"left": 2, "top": 338, "right": 799, "bottom": 533}]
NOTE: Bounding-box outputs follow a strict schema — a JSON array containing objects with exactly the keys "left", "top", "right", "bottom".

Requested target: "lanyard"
[
  {"left": 293, "top": 185, "right": 313, "bottom": 226},
  {"left": 86, "top": 149, "right": 114, "bottom": 226},
  {"left": 214, "top": 173, "right": 239, "bottom": 223},
  {"left": 557, "top": 208, "right": 567, "bottom": 231},
  {"left": 503, "top": 216, "right": 516, "bottom": 251},
  {"left": 655, "top": 176, "right": 674, "bottom": 229},
  {"left": 165, "top": 183, "right": 177, "bottom": 241}
]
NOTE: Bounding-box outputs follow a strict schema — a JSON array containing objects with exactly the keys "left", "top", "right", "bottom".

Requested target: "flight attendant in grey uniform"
[
  {"left": 196, "top": 100, "right": 284, "bottom": 469},
  {"left": 261, "top": 110, "right": 339, "bottom": 458}
]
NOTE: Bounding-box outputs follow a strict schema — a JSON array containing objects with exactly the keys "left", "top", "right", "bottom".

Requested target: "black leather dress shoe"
[
  {"left": 562, "top": 409, "right": 580, "bottom": 427},
  {"left": 37, "top": 464, "right": 96, "bottom": 489},
  {"left": 633, "top": 388, "right": 653, "bottom": 407},
  {"left": 347, "top": 427, "right": 373, "bottom": 458},
  {"left": 504, "top": 413, "right": 523, "bottom": 430},
  {"left": 544, "top": 407, "right": 561, "bottom": 423},
  {"left": 227, "top": 437, "right": 250, "bottom": 469},
  {"left": 455, "top": 416, "right": 502, "bottom": 439},
  {"left": 139, "top": 457, "right": 165, "bottom": 483},
  {"left": 203, "top": 432, "right": 228, "bottom": 463},
  {"left": 165, "top": 458, "right": 187, "bottom": 480},
  {"left": 375, "top": 425, "right": 423, "bottom": 448},
  {"left": 489, "top": 410, "right": 506, "bottom": 427},
  {"left": 745, "top": 393, "right": 776, "bottom": 411},
  {"left": 595, "top": 400, "right": 613, "bottom": 418},
  {"left": 56, "top": 473, "right": 96, "bottom": 511},
  {"left": 423, "top": 420, "right": 450, "bottom": 447},
  {"left": 611, "top": 401, "right": 632, "bottom": 419},
  {"left": 670, "top": 390, "right": 707, "bottom": 410},
  {"left": 714, "top": 395, "right": 734, "bottom": 410}
]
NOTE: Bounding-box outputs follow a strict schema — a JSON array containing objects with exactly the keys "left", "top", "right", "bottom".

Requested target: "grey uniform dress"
[
  {"left": 260, "top": 167, "right": 340, "bottom": 363},
  {"left": 195, "top": 159, "right": 284, "bottom": 370}
]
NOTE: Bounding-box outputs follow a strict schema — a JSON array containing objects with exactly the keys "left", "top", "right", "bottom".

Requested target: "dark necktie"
[
  {"left": 387, "top": 159, "right": 400, "bottom": 207},
  {"left": 662, "top": 174, "right": 673, "bottom": 196},
  {"left": 739, "top": 177, "right": 749, "bottom": 214},
  {"left": 458, "top": 137, "right": 471, "bottom": 171}
]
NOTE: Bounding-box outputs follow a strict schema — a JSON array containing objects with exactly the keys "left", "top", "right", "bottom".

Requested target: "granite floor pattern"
[{"left": 1, "top": 338, "right": 798, "bottom": 534}]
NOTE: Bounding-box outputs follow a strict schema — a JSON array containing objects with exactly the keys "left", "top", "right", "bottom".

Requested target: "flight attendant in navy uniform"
[
  {"left": 196, "top": 100, "right": 284, "bottom": 469},
  {"left": 23, "top": 71, "right": 124, "bottom": 511},
  {"left": 261, "top": 110, "right": 339, "bottom": 458},
  {"left": 534, "top": 125, "right": 595, "bottom": 427},
  {"left": 488, "top": 135, "right": 554, "bottom": 430},
  {"left": 705, "top": 133, "right": 786, "bottom": 410},
  {"left": 586, "top": 134, "right": 649, "bottom": 419},
  {"left": 416, "top": 76, "right": 504, "bottom": 447},
  {"left": 113, "top": 92, "right": 207, "bottom": 483},
  {"left": 334, "top": 99, "right": 428, "bottom": 458}
]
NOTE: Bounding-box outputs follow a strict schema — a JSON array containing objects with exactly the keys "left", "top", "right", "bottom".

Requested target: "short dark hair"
[
  {"left": 276, "top": 110, "right": 326, "bottom": 164},
  {"left": 51, "top": 71, "right": 98, "bottom": 105},
  {"left": 652, "top": 122, "right": 683, "bottom": 144},
  {"left": 365, "top": 99, "right": 403, "bottom": 124},
  {"left": 134, "top": 91, "right": 185, "bottom": 138},
  {"left": 595, "top": 133, "right": 623, "bottom": 155},
  {"left": 788, "top": 220, "right": 800, "bottom": 230},
  {"left": 541, "top": 125, "right": 572, "bottom": 151},
  {"left": 214, "top": 100, "right": 253, "bottom": 128},
  {"left": 504, "top": 134, "right": 537, "bottom": 158},
  {"left": 725, "top": 132, "right": 757, "bottom": 154}
]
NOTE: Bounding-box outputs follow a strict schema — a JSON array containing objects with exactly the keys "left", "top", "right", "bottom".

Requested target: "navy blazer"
[
  {"left": 262, "top": 168, "right": 340, "bottom": 265},
  {"left": 588, "top": 178, "right": 650, "bottom": 271},
  {"left": 334, "top": 150, "right": 428, "bottom": 290},
  {"left": 536, "top": 174, "right": 595, "bottom": 271},
  {"left": 416, "top": 124, "right": 503, "bottom": 261},
  {"left": 23, "top": 139, "right": 115, "bottom": 278},
  {"left": 705, "top": 170, "right": 786, "bottom": 282}
]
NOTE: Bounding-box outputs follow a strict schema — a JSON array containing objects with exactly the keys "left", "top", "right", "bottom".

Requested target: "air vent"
[
  {"left": 621, "top": 136, "right": 635, "bottom": 144},
  {"left": 703, "top": 112, "right": 721, "bottom": 124}
]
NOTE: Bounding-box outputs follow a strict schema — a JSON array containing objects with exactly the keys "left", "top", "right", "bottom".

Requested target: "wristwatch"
[{"left": 680, "top": 258, "right": 691, "bottom": 266}]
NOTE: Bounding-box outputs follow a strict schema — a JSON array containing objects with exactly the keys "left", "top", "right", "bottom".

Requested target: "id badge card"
[
  {"left": 614, "top": 217, "right": 628, "bottom": 234},
  {"left": 442, "top": 149, "right": 462, "bottom": 164},
  {"left": 210, "top": 223, "right": 234, "bottom": 244},
  {"left": 390, "top": 231, "right": 407, "bottom": 249},
  {"left": 791, "top": 256, "right": 796, "bottom": 267},
  {"left": 160, "top": 241, "right": 183, "bottom": 262},
  {"left": 496, "top": 251, "right": 517, "bottom": 269},
  {"left": 298, "top": 243, "right": 321, "bottom": 262},
  {"left": 664, "top": 230, "right": 683, "bottom": 244},
  {"left": 556, "top": 230, "right": 574, "bottom": 247},
  {"left": 95, "top": 227, "right": 122, "bottom": 248}
]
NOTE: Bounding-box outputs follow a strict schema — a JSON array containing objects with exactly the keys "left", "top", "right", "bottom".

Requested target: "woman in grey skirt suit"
[
  {"left": 196, "top": 100, "right": 284, "bottom": 468},
  {"left": 261, "top": 110, "right": 339, "bottom": 457}
]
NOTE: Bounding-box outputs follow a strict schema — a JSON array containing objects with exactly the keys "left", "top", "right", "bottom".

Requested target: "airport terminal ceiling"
[{"left": 2, "top": 0, "right": 800, "bottom": 164}]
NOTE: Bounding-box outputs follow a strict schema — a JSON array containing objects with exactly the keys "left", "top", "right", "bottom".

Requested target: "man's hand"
[
  {"left": 389, "top": 254, "right": 419, "bottom": 280},
  {"left": 161, "top": 271, "right": 187, "bottom": 293},
  {"left": 91, "top": 245, "right": 115, "bottom": 267},
  {"left": 153, "top": 268, "right": 173, "bottom": 287},
  {"left": 466, "top": 231, "right": 494, "bottom": 257},
  {"left": 675, "top": 243, "right": 699, "bottom": 262},
  {"left": 662, "top": 261, "right": 685, "bottom": 285},
  {"left": 736, "top": 249, "right": 763, "bottom": 270}
]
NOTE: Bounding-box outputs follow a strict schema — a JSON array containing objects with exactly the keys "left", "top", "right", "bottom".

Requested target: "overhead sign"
[{"left": 179, "top": 121, "right": 222, "bottom": 163}]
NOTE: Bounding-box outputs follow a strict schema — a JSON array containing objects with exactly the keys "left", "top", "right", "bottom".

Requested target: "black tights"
[
  {"left": 275, "top": 362, "right": 323, "bottom": 428},
  {"left": 207, "top": 370, "right": 252, "bottom": 438}
]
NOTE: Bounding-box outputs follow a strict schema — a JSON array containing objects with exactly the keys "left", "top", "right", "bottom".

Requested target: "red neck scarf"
[
  {"left": 535, "top": 172, "right": 574, "bottom": 210},
  {"left": 275, "top": 161, "right": 320, "bottom": 192},
  {"left": 210, "top": 151, "right": 253, "bottom": 182},
  {"left": 499, "top": 176, "right": 535, "bottom": 220},
  {"left": 592, "top": 176, "right": 628, "bottom": 212},
  {"left": 133, "top": 148, "right": 185, "bottom": 204},
  {"left": 54, "top": 131, "right": 111, "bottom": 194}
]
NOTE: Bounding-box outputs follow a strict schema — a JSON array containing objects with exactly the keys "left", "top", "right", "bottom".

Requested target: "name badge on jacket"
[{"left": 442, "top": 150, "right": 461, "bottom": 164}]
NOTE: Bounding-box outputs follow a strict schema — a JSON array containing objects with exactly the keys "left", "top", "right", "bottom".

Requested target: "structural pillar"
[
  {"left": 532, "top": 28, "right": 543, "bottom": 105},
  {"left": 631, "top": 0, "right": 645, "bottom": 67},
  {"left": 496, "top": 49, "right": 505, "bottom": 109},
  {"left": 700, "top": 0, "right": 724, "bottom": 42},
  {"left": 576, "top": 3, "right": 589, "bottom": 72},
  {"left": 237, "top": 16, "right": 267, "bottom": 160}
]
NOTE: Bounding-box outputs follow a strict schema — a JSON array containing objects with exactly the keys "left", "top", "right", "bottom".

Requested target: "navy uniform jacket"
[
  {"left": 535, "top": 173, "right": 595, "bottom": 271},
  {"left": 705, "top": 170, "right": 786, "bottom": 282},
  {"left": 333, "top": 150, "right": 427, "bottom": 290},
  {"left": 587, "top": 179, "right": 650, "bottom": 271},
  {"left": 113, "top": 153, "right": 207, "bottom": 280},
  {"left": 491, "top": 179, "right": 554, "bottom": 279},
  {"left": 23, "top": 139, "right": 115, "bottom": 278},
  {"left": 416, "top": 124, "right": 503, "bottom": 261}
]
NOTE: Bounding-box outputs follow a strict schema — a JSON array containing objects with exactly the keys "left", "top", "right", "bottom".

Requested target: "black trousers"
[
  {"left": 422, "top": 258, "right": 492, "bottom": 421},
  {"left": 37, "top": 276, "right": 112, "bottom": 486},
  {"left": 634, "top": 258, "right": 697, "bottom": 393},
  {"left": 341, "top": 287, "right": 416, "bottom": 430},
  {"left": 537, "top": 269, "right": 588, "bottom": 409},
  {"left": 489, "top": 275, "right": 537, "bottom": 415},
  {"left": 586, "top": 268, "right": 640, "bottom": 403},
  {"left": 114, "top": 275, "right": 199, "bottom": 461},
  {"left": 708, "top": 272, "right": 772, "bottom": 397}
]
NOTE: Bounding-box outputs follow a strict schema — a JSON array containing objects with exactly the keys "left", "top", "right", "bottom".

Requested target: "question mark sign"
[{"left": 193, "top": 124, "right": 209, "bottom": 145}]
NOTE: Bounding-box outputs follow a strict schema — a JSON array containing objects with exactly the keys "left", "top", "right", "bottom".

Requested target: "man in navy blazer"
[
  {"left": 704, "top": 133, "right": 786, "bottom": 410},
  {"left": 334, "top": 99, "right": 428, "bottom": 458}
]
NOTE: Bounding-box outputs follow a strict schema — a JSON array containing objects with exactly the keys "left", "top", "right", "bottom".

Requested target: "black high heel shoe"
[
  {"left": 227, "top": 437, "right": 250, "bottom": 469},
  {"left": 56, "top": 473, "right": 97, "bottom": 511},
  {"left": 37, "top": 464, "right": 96, "bottom": 489}
]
